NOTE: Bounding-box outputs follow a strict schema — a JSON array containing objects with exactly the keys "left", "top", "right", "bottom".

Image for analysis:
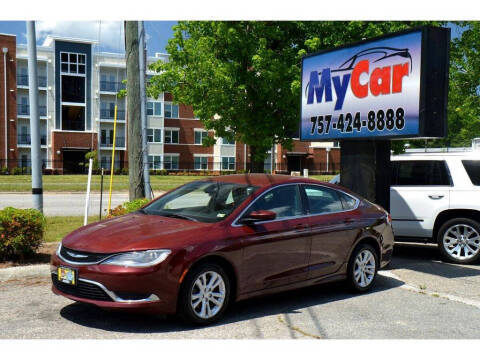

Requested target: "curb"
[{"left": 0, "top": 264, "right": 51, "bottom": 282}]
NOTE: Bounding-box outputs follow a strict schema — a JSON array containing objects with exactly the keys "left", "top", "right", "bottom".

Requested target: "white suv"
[{"left": 331, "top": 150, "right": 480, "bottom": 264}]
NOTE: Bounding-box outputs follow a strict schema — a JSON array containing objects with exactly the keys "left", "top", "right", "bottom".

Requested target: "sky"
[
  {"left": 0, "top": 21, "right": 464, "bottom": 57},
  {"left": 0, "top": 21, "right": 177, "bottom": 56}
]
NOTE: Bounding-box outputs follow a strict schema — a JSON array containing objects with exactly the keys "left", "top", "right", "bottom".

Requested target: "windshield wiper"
[
  {"left": 136, "top": 208, "right": 147, "bottom": 215},
  {"left": 159, "top": 212, "right": 198, "bottom": 222}
]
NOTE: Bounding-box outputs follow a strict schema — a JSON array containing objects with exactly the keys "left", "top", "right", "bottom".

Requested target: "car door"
[
  {"left": 303, "top": 185, "right": 361, "bottom": 279},
  {"left": 390, "top": 160, "right": 451, "bottom": 237},
  {"left": 233, "top": 184, "right": 310, "bottom": 294}
]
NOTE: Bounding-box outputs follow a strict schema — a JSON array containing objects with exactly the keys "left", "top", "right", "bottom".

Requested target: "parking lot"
[{"left": 1, "top": 242, "right": 480, "bottom": 339}]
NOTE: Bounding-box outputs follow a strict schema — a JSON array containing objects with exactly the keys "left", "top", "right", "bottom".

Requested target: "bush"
[
  {"left": 121, "top": 167, "right": 129, "bottom": 175},
  {"left": 0, "top": 207, "right": 45, "bottom": 260},
  {"left": 11, "top": 167, "right": 22, "bottom": 175},
  {"left": 107, "top": 198, "right": 150, "bottom": 218},
  {"left": 0, "top": 167, "right": 8, "bottom": 175}
]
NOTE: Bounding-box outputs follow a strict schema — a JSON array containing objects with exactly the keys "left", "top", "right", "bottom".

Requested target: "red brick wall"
[
  {"left": 0, "top": 34, "right": 17, "bottom": 169},
  {"left": 51, "top": 131, "right": 97, "bottom": 170}
]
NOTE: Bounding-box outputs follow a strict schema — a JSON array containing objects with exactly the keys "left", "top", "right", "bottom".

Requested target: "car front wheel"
[
  {"left": 178, "top": 263, "right": 230, "bottom": 325},
  {"left": 437, "top": 217, "right": 480, "bottom": 264}
]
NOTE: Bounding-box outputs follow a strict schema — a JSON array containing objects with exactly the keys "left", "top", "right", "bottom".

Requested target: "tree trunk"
[
  {"left": 248, "top": 145, "right": 265, "bottom": 173},
  {"left": 125, "top": 21, "right": 145, "bottom": 200}
]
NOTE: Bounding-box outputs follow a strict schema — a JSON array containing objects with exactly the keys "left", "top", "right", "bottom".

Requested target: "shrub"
[
  {"left": 0, "top": 207, "right": 45, "bottom": 260},
  {"left": 0, "top": 167, "right": 8, "bottom": 175},
  {"left": 107, "top": 198, "right": 150, "bottom": 218},
  {"left": 121, "top": 167, "right": 129, "bottom": 175},
  {"left": 11, "top": 167, "right": 22, "bottom": 175},
  {"left": 85, "top": 150, "right": 99, "bottom": 170}
]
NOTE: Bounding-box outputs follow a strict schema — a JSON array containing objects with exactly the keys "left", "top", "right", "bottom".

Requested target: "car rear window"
[
  {"left": 462, "top": 160, "right": 480, "bottom": 186},
  {"left": 392, "top": 160, "right": 452, "bottom": 186}
]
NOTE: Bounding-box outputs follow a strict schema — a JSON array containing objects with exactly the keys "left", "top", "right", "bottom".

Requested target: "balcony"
[
  {"left": 100, "top": 137, "right": 125, "bottom": 148},
  {"left": 17, "top": 104, "right": 47, "bottom": 117},
  {"left": 100, "top": 108, "right": 126, "bottom": 120},
  {"left": 17, "top": 74, "right": 48, "bottom": 88},
  {"left": 100, "top": 80, "right": 126, "bottom": 92},
  {"left": 17, "top": 134, "right": 47, "bottom": 146}
]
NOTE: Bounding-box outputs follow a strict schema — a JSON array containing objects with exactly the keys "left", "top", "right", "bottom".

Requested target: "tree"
[{"left": 148, "top": 21, "right": 443, "bottom": 169}]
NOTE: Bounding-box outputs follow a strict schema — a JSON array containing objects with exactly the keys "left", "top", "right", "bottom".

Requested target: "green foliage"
[
  {"left": 0, "top": 207, "right": 45, "bottom": 260},
  {"left": 148, "top": 21, "right": 444, "bottom": 163},
  {"left": 107, "top": 198, "right": 150, "bottom": 218},
  {"left": 85, "top": 150, "right": 99, "bottom": 170}
]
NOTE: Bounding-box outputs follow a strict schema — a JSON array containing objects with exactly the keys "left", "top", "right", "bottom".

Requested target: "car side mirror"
[{"left": 240, "top": 210, "right": 276, "bottom": 224}]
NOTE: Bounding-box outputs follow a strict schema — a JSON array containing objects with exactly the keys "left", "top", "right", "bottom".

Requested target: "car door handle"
[
  {"left": 295, "top": 224, "right": 309, "bottom": 230},
  {"left": 344, "top": 218, "right": 355, "bottom": 224},
  {"left": 428, "top": 194, "right": 444, "bottom": 200}
]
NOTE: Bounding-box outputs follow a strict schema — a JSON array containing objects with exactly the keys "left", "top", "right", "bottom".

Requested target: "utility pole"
[
  {"left": 125, "top": 21, "right": 145, "bottom": 200},
  {"left": 27, "top": 21, "right": 43, "bottom": 213},
  {"left": 138, "top": 21, "right": 151, "bottom": 200}
]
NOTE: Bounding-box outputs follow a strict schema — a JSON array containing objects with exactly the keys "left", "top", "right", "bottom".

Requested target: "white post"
[
  {"left": 84, "top": 158, "right": 93, "bottom": 226},
  {"left": 303, "top": 168, "right": 308, "bottom": 178},
  {"left": 326, "top": 147, "right": 331, "bottom": 173}
]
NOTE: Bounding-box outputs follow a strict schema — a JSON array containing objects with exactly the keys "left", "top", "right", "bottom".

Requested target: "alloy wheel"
[
  {"left": 190, "top": 271, "right": 226, "bottom": 320},
  {"left": 442, "top": 224, "right": 480, "bottom": 261},
  {"left": 353, "top": 249, "right": 376, "bottom": 288}
]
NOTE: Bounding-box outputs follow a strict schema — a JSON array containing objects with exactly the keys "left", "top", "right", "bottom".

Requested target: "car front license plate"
[{"left": 57, "top": 267, "right": 77, "bottom": 285}]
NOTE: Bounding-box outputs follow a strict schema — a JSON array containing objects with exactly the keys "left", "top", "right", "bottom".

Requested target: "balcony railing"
[
  {"left": 100, "top": 109, "right": 126, "bottom": 120},
  {"left": 100, "top": 80, "right": 126, "bottom": 92},
  {"left": 17, "top": 104, "right": 47, "bottom": 117},
  {"left": 17, "top": 134, "right": 47, "bottom": 145},
  {"left": 101, "top": 137, "right": 126, "bottom": 147},
  {"left": 17, "top": 74, "right": 47, "bottom": 87}
]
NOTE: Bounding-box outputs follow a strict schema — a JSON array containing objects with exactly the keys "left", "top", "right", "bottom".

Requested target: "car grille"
[
  {"left": 59, "top": 246, "right": 111, "bottom": 264},
  {"left": 51, "top": 274, "right": 113, "bottom": 302}
]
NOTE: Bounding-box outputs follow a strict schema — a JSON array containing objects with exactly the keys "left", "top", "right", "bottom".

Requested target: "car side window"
[
  {"left": 338, "top": 191, "right": 357, "bottom": 210},
  {"left": 392, "top": 160, "right": 452, "bottom": 186},
  {"left": 248, "top": 185, "right": 303, "bottom": 219},
  {"left": 304, "top": 185, "right": 344, "bottom": 214}
]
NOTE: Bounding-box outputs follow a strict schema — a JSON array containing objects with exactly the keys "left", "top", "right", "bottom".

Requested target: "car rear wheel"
[
  {"left": 178, "top": 263, "right": 230, "bottom": 325},
  {"left": 437, "top": 218, "right": 480, "bottom": 264},
  {"left": 348, "top": 244, "right": 378, "bottom": 292}
]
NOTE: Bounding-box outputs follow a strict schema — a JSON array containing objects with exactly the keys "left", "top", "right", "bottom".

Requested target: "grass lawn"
[
  {"left": 44, "top": 216, "right": 99, "bottom": 243},
  {"left": 0, "top": 174, "right": 335, "bottom": 192}
]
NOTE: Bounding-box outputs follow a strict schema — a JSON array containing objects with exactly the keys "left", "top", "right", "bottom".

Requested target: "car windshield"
[{"left": 142, "top": 181, "right": 259, "bottom": 223}]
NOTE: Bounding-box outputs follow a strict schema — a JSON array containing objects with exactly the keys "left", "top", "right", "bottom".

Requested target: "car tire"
[
  {"left": 347, "top": 243, "right": 378, "bottom": 292},
  {"left": 437, "top": 217, "right": 480, "bottom": 264},
  {"left": 178, "top": 263, "right": 231, "bottom": 325}
]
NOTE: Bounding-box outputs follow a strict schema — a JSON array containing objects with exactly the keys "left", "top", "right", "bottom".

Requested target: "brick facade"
[{"left": 0, "top": 34, "right": 17, "bottom": 169}]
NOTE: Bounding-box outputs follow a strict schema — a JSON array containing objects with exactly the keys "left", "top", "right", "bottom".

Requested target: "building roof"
[{"left": 42, "top": 35, "right": 99, "bottom": 47}]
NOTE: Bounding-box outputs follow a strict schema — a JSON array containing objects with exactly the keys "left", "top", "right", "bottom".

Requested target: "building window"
[
  {"left": 147, "top": 101, "right": 162, "bottom": 116},
  {"left": 194, "top": 130, "right": 208, "bottom": 145},
  {"left": 60, "top": 51, "right": 86, "bottom": 131},
  {"left": 164, "top": 103, "right": 179, "bottom": 118},
  {"left": 222, "top": 157, "right": 235, "bottom": 170},
  {"left": 164, "top": 155, "right": 179, "bottom": 170},
  {"left": 222, "top": 137, "right": 235, "bottom": 145},
  {"left": 164, "top": 129, "right": 179, "bottom": 144},
  {"left": 148, "top": 155, "right": 162, "bottom": 170},
  {"left": 61, "top": 52, "right": 86, "bottom": 75},
  {"left": 194, "top": 156, "right": 209, "bottom": 170},
  {"left": 147, "top": 128, "right": 162, "bottom": 143}
]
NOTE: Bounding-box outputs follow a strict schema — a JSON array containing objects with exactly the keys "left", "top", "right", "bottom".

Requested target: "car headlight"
[{"left": 101, "top": 250, "right": 171, "bottom": 267}]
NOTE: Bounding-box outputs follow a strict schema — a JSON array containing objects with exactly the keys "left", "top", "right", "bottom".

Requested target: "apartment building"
[{"left": 0, "top": 33, "right": 337, "bottom": 175}]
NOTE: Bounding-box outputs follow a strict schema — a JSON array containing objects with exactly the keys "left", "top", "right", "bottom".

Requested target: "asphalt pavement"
[
  {"left": 1, "top": 243, "right": 480, "bottom": 339},
  {"left": 0, "top": 192, "right": 129, "bottom": 216}
]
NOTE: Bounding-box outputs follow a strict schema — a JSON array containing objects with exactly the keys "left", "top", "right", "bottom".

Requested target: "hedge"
[
  {"left": 0, "top": 207, "right": 46, "bottom": 260},
  {"left": 108, "top": 198, "right": 150, "bottom": 218}
]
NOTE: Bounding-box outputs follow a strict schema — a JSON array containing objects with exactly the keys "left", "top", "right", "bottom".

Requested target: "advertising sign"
[{"left": 300, "top": 27, "right": 450, "bottom": 141}]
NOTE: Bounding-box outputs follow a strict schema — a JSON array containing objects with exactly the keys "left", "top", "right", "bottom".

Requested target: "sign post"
[{"left": 300, "top": 26, "right": 450, "bottom": 211}]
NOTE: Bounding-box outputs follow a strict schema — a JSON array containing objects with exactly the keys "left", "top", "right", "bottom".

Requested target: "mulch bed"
[{"left": 0, "top": 242, "right": 58, "bottom": 269}]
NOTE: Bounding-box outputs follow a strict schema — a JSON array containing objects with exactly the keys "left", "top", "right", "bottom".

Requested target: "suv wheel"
[
  {"left": 348, "top": 243, "right": 378, "bottom": 292},
  {"left": 178, "top": 263, "right": 230, "bottom": 325},
  {"left": 437, "top": 217, "right": 480, "bottom": 264}
]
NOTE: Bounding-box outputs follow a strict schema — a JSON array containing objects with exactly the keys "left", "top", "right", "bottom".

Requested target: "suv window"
[
  {"left": 462, "top": 160, "right": 480, "bottom": 186},
  {"left": 304, "top": 185, "right": 344, "bottom": 214},
  {"left": 392, "top": 160, "right": 452, "bottom": 186},
  {"left": 248, "top": 185, "right": 303, "bottom": 219}
]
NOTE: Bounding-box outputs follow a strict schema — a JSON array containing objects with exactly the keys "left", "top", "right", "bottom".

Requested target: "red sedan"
[{"left": 51, "top": 174, "right": 394, "bottom": 324}]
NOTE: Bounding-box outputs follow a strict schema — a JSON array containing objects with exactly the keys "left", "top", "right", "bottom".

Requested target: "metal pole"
[
  {"left": 27, "top": 21, "right": 43, "bottom": 213},
  {"left": 138, "top": 21, "right": 151, "bottom": 199},
  {"left": 84, "top": 158, "right": 93, "bottom": 226},
  {"left": 107, "top": 105, "right": 118, "bottom": 213},
  {"left": 99, "top": 168, "right": 104, "bottom": 220},
  {"left": 3, "top": 48, "right": 8, "bottom": 168}
]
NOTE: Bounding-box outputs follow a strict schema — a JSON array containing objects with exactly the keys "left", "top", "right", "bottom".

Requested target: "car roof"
[{"left": 205, "top": 173, "right": 325, "bottom": 187}]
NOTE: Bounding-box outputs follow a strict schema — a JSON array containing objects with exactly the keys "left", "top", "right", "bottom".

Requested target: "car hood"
[{"left": 61, "top": 212, "right": 214, "bottom": 253}]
